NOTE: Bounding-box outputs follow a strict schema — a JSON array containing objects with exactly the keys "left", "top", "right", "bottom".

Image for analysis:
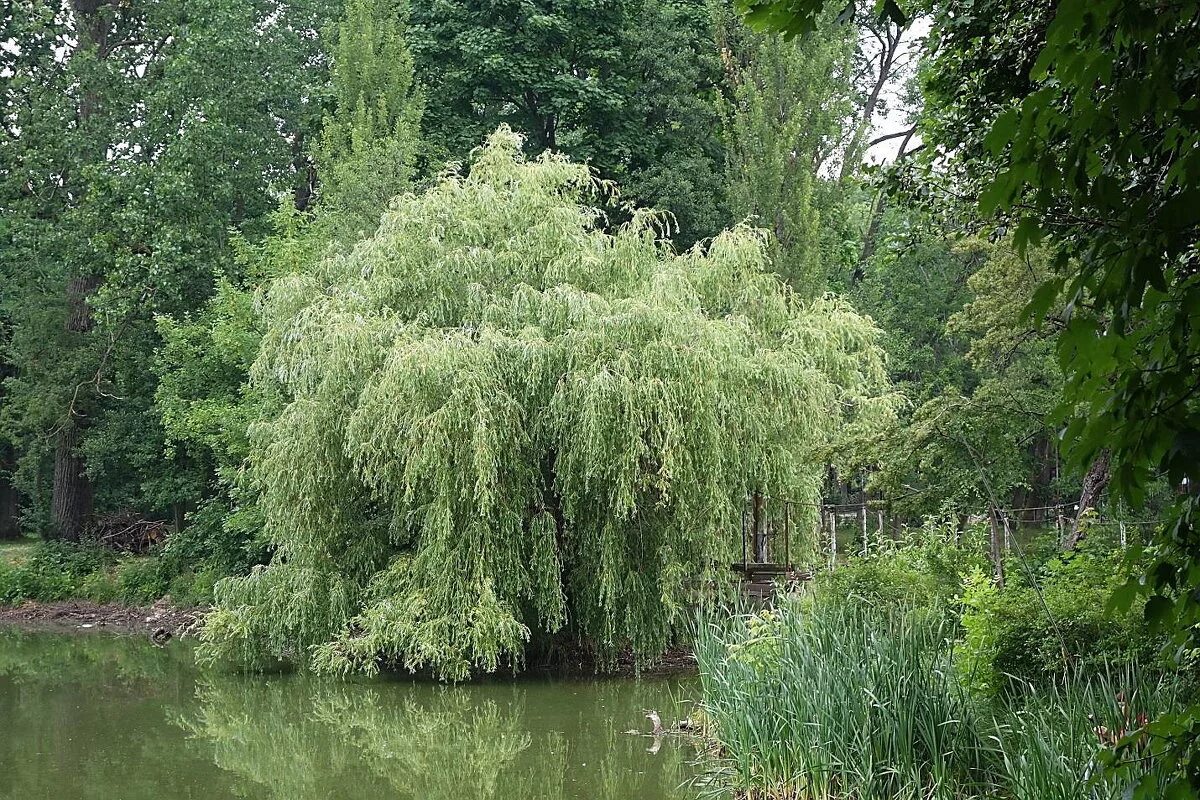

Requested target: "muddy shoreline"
[
  {"left": 0, "top": 600, "right": 698, "bottom": 676},
  {"left": 0, "top": 599, "right": 206, "bottom": 640}
]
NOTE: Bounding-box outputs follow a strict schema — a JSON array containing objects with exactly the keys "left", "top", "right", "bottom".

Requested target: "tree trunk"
[
  {"left": 1063, "top": 449, "right": 1111, "bottom": 550},
  {"left": 51, "top": 424, "right": 92, "bottom": 542},
  {"left": 838, "top": 21, "right": 903, "bottom": 184},
  {"left": 0, "top": 443, "right": 20, "bottom": 540},
  {"left": 48, "top": 1, "right": 113, "bottom": 542},
  {"left": 50, "top": 273, "right": 101, "bottom": 541}
]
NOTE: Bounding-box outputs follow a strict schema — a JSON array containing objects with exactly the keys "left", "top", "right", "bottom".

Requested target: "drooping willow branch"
[{"left": 199, "top": 127, "right": 899, "bottom": 680}]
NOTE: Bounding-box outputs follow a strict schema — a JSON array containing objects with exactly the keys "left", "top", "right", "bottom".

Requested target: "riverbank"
[
  {"left": 0, "top": 598, "right": 698, "bottom": 676},
  {"left": 0, "top": 598, "right": 205, "bottom": 639}
]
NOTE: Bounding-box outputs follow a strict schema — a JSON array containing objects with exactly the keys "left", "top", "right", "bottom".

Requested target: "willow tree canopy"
[{"left": 200, "top": 127, "right": 896, "bottom": 680}]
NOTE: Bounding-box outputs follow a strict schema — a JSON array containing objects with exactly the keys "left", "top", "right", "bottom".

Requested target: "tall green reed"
[
  {"left": 694, "top": 601, "right": 989, "bottom": 799},
  {"left": 693, "top": 599, "right": 1177, "bottom": 800},
  {"left": 992, "top": 669, "right": 1178, "bottom": 800}
]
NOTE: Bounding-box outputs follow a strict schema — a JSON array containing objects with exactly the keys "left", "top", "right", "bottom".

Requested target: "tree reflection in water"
[
  {"left": 181, "top": 673, "right": 698, "bottom": 800},
  {"left": 0, "top": 630, "right": 697, "bottom": 800}
]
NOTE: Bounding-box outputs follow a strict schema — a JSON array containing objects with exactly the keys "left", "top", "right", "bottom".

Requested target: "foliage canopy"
[{"left": 200, "top": 127, "right": 895, "bottom": 680}]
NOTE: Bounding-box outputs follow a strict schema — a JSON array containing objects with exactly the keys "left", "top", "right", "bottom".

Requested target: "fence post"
[
  {"left": 829, "top": 511, "right": 837, "bottom": 569},
  {"left": 861, "top": 506, "right": 868, "bottom": 556},
  {"left": 783, "top": 501, "right": 791, "bottom": 567}
]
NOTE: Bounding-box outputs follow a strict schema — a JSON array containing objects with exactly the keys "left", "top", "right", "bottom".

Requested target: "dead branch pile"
[{"left": 86, "top": 511, "right": 170, "bottom": 554}]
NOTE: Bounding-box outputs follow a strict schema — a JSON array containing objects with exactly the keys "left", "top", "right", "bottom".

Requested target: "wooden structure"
[
  {"left": 732, "top": 492, "right": 1144, "bottom": 600},
  {"left": 733, "top": 492, "right": 805, "bottom": 600}
]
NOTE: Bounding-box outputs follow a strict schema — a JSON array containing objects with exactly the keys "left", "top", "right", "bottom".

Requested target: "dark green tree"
[
  {"left": 153, "top": 0, "right": 425, "bottom": 574},
  {"left": 408, "top": 0, "right": 728, "bottom": 246},
  {"left": 0, "top": 0, "right": 331, "bottom": 540}
]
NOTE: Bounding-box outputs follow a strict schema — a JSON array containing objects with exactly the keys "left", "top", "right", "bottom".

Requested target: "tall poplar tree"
[
  {"left": 153, "top": 0, "right": 424, "bottom": 572},
  {"left": 713, "top": 3, "right": 858, "bottom": 292}
]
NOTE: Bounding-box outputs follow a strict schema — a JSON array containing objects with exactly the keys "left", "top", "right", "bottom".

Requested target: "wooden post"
[
  {"left": 989, "top": 510, "right": 1006, "bottom": 588},
  {"left": 752, "top": 491, "right": 765, "bottom": 563},
  {"left": 741, "top": 501, "right": 747, "bottom": 567},
  {"left": 829, "top": 511, "right": 837, "bottom": 569},
  {"left": 861, "top": 506, "right": 868, "bottom": 556},
  {"left": 783, "top": 501, "right": 791, "bottom": 567}
]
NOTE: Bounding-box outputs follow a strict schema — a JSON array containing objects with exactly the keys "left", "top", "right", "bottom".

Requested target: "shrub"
[
  {"left": 166, "top": 567, "right": 222, "bottom": 606},
  {"left": 0, "top": 562, "right": 19, "bottom": 604},
  {"left": 79, "top": 570, "right": 120, "bottom": 603},
  {"left": 812, "top": 516, "right": 987, "bottom": 615},
  {"left": 115, "top": 557, "right": 170, "bottom": 604},
  {"left": 958, "top": 538, "right": 1158, "bottom": 694},
  {"left": 0, "top": 541, "right": 111, "bottom": 603}
]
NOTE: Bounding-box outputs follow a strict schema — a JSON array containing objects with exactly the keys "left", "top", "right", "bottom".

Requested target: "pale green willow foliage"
[{"left": 199, "top": 127, "right": 897, "bottom": 680}]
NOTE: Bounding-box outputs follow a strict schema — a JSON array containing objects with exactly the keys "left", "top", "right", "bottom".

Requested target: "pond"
[{"left": 0, "top": 630, "right": 703, "bottom": 800}]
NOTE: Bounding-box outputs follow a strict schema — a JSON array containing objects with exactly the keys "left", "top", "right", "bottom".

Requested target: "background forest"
[{"left": 2, "top": 0, "right": 1198, "bottom": 795}]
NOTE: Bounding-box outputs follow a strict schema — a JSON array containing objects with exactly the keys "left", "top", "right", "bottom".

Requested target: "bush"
[
  {"left": 166, "top": 567, "right": 222, "bottom": 606},
  {"left": 0, "top": 562, "right": 20, "bottom": 604},
  {"left": 79, "top": 570, "right": 120, "bottom": 603},
  {"left": 0, "top": 541, "right": 113, "bottom": 603},
  {"left": 0, "top": 539, "right": 224, "bottom": 607},
  {"left": 958, "top": 538, "right": 1158, "bottom": 694},
  {"left": 114, "top": 557, "right": 170, "bottom": 604},
  {"left": 812, "top": 516, "right": 988, "bottom": 615}
]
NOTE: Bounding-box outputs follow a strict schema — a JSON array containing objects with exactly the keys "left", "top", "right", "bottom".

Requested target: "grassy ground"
[{"left": 0, "top": 539, "right": 36, "bottom": 567}]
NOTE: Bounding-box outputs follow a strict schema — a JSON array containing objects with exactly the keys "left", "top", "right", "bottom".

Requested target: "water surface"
[{"left": 0, "top": 629, "right": 700, "bottom": 800}]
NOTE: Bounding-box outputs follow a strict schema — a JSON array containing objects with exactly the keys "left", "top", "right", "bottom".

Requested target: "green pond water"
[{"left": 0, "top": 629, "right": 704, "bottom": 800}]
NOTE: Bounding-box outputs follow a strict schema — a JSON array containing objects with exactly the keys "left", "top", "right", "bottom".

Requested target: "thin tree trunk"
[
  {"left": 988, "top": 510, "right": 1005, "bottom": 588},
  {"left": 1063, "top": 449, "right": 1111, "bottom": 550},
  {"left": 838, "top": 21, "right": 903, "bottom": 183}
]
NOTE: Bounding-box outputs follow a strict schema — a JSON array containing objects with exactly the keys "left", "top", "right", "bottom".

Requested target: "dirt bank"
[{"left": 0, "top": 599, "right": 206, "bottom": 640}]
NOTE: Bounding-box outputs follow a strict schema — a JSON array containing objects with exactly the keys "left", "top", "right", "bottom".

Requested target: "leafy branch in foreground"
[{"left": 199, "top": 127, "right": 897, "bottom": 680}]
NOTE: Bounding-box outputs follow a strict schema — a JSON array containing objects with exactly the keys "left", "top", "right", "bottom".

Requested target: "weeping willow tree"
[{"left": 199, "top": 127, "right": 896, "bottom": 680}]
